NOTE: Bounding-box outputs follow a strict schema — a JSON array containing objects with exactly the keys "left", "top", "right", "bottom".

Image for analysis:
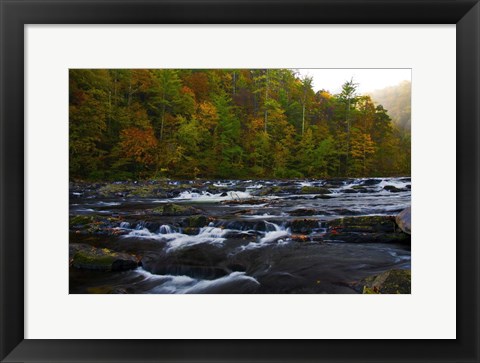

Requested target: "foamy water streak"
[
  {"left": 134, "top": 268, "right": 259, "bottom": 294},
  {"left": 174, "top": 190, "right": 252, "bottom": 202},
  {"left": 122, "top": 225, "right": 231, "bottom": 251},
  {"left": 240, "top": 221, "right": 291, "bottom": 250}
]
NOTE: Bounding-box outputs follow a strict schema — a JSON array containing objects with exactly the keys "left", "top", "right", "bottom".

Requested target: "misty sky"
[{"left": 295, "top": 69, "right": 411, "bottom": 95}]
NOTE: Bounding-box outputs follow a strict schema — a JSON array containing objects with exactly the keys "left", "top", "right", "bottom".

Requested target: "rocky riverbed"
[{"left": 69, "top": 177, "right": 411, "bottom": 294}]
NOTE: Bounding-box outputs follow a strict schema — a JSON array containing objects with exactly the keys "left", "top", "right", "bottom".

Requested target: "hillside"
[{"left": 369, "top": 81, "right": 411, "bottom": 130}]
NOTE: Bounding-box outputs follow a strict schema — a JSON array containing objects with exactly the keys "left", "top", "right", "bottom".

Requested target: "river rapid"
[{"left": 69, "top": 177, "right": 411, "bottom": 294}]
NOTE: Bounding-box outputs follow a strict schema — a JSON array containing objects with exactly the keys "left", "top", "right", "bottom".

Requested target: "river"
[{"left": 69, "top": 177, "right": 411, "bottom": 294}]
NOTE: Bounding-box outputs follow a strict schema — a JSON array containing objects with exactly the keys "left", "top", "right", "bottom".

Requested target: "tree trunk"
[
  {"left": 302, "top": 103, "right": 306, "bottom": 136},
  {"left": 264, "top": 69, "right": 269, "bottom": 133},
  {"left": 346, "top": 98, "right": 350, "bottom": 175}
]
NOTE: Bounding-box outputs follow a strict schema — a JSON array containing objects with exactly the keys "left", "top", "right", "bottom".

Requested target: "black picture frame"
[{"left": 1, "top": 0, "right": 479, "bottom": 362}]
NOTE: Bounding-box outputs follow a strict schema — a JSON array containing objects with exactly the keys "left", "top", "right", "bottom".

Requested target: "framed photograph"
[{"left": 1, "top": 0, "right": 479, "bottom": 362}]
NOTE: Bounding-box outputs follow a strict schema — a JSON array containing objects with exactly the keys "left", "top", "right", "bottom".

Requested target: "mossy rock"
[
  {"left": 69, "top": 243, "right": 92, "bottom": 259},
  {"left": 69, "top": 214, "right": 123, "bottom": 234},
  {"left": 97, "top": 183, "right": 133, "bottom": 197},
  {"left": 258, "top": 186, "right": 282, "bottom": 196},
  {"left": 153, "top": 203, "right": 202, "bottom": 216},
  {"left": 299, "top": 186, "right": 331, "bottom": 195},
  {"left": 69, "top": 215, "right": 96, "bottom": 228},
  {"left": 128, "top": 184, "right": 166, "bottom": 198},
  {"left": 185, "top": 215, "right": 208, "bottom": 228},
  {"left": 182, "top": 227, "right": 200, "bottom": 235},
  {"left": 327, "top": 215, "right": 396, "bottom": 233},
  {"left": 290, "top": 219, "right": 319, "bottom": 233},
  {"left": 72, "top": 246, "right": 138, "bottom": 271},
  {"left": 383, "top": 185, "right": 404, "bottom": 193},
  {"left": 362, "top": 269, "right": 411, "bottom": 294}
]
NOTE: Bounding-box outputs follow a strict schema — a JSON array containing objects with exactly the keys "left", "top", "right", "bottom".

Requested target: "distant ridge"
[{"left": 369, "top": 81, "right": 411, "bottom": 130}]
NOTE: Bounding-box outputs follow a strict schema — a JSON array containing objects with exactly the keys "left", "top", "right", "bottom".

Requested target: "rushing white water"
[
  {"left": 174, "top": 190, "right": 252, "bottom": 202},
  {"left": 376, "top": 178, "right": 411, "bottom": 190},
  {"left": 121, "top": 219, "right": 292, "bottom": 253},
  {"left": 238, "top": 222, "right": 291, "bottom": 251},
  {"left": 122, "top": 225, "right": 231, "bottom": 251},
  {"left": 298, "top": 181, "right": 313, "bottom": 187},
  {"left": 246, "top": 184, "right": 264, "bottom": 190},
  {"left": 97, "top": 201, "right": 121, "bottom": 206},
  {"left": 158, "top": 224, "right": 174, "bottom": 234},
  {"left": 119, "top": 221, "right": 131, "bottom": 229}
]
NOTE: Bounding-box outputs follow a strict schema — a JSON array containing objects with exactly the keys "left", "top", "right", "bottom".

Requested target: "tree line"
[{"left": 70, "top": 69, "right": 411, "bottom": 180}]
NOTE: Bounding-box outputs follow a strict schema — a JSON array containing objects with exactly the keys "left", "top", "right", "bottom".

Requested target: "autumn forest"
[{"left": 69, "top": 69, "right": 411, "bottom": 180}]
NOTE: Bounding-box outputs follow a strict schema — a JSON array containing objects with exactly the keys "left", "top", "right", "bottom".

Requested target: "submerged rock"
[
  {"left": 362, "top": 178, "right": 382, "bottom": 186},
  {"left": 325, "top": 215, "right": 410, "bottom": 244},
  {"left": 361, "top": 269, "right": 411, "bottom": 294},
  {"left": 72, "top": 245, "right": 138, "bottom": 271},
  {"left": 396, "top": 206, "right": 411, "bottom": 234}
]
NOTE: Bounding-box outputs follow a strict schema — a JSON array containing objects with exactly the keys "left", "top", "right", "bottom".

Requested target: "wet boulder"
[
  {"left": 299, "top": 186, "right": 331, "bottom": 195},
  {"left": 383, "top": 185, "right": 404, "bottom": 193},
  {"left": 350, "top": 185, "right": 369, "bottom": 193},
  {"left": 72, "top": 245, "right": 138, "bottom": 271},
  {"left": 182, "top": 227, "right": 200, "bottom": 235},
  {"left": 257, "top": 186, "right": 284, "bottom": 196},
  {"left": 289, "top": 219, "right": 320, "bottom": 233},
  {"left": 327, "top": 215, "right": 397, "bottom": 233},
  {"left": 396, "top": 206, "right": 411, "bottom": 234},
  {"left": 69, "top": 243, "right": 92, "bottom": 263},
  {"left": 361, "top": 269, "right": 411, "bottom": 294},
  {"left": 69, "top": 215, "right": 124, "bottom": 235},
  {"left": 289, "top": 234, "right": 310, "bottom": 242},
  {"left": 184, "top": 215, "right": 209, "bottom": 228},
  {"left": 152, "top": 203, "right": 203, "bottom": 216}
]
